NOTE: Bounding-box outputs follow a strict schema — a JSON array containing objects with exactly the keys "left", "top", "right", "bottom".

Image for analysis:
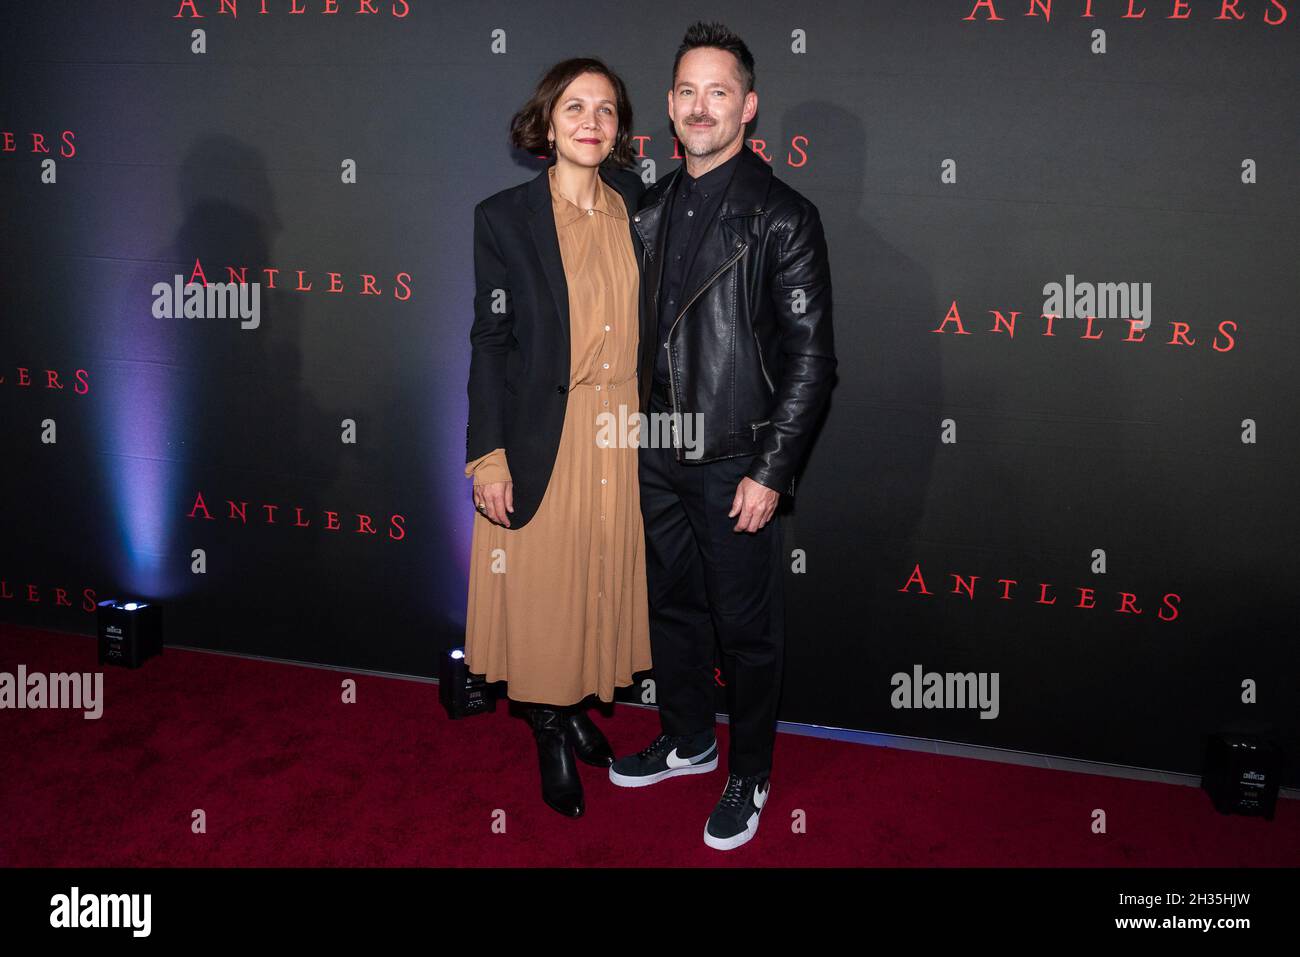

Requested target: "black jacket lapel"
[{"left": 526, "top": 164, "right": 570, "bottom": 362}]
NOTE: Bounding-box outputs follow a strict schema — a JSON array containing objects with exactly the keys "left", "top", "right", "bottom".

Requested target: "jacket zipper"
[
  {"left": 752, "top": 327, "right": 775, "bottom": 394},
  {"left": 749, "top": 419, "right": 771, "bottom": 443},
  {"left": 665, "top": 240, "right": 748, "bottom": 462}
]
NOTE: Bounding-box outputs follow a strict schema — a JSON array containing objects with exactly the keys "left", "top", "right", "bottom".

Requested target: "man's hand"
[
  {"left": 729, "top": 476, "right": 778, "bottom": 533},
  {"left": 473, "top": 481, "right": 514, "bottom": 527}
]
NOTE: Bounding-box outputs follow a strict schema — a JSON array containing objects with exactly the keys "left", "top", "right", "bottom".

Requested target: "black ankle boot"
[
  {"left": 524, "top": 704, "right": 584, "bottom": 818},
  {"left": 564, "top": 705, "right": 615, "bottom": 768}
]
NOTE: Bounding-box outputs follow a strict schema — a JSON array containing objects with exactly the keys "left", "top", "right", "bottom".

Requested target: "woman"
[{"left": 463, "top": 58, "right": 651, "bottom": 818}]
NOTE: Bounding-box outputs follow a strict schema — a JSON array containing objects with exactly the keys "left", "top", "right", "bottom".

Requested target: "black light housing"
[
  {"left": 1201, "top": 733, "right": 1281, "bottom": 820},
  {"left": 96, "top": 599, "right": 164, "bottom": 668},
  {"left": 438, "top": 646, "right": 496, "bottom": 719}
]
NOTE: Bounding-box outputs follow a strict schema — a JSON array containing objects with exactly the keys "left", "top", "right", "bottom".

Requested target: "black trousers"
[{"left": 638, "top": 392, "right": 786, "bottom": 778}]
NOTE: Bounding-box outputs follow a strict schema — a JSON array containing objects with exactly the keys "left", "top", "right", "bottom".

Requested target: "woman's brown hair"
[{"left": 509, "top": 57, "right": 635, "bottom": 169}]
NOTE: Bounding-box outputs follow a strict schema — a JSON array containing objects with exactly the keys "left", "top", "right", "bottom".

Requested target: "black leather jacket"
[{"left": 632, "top": 145, "right": 836, "bottom": 496}]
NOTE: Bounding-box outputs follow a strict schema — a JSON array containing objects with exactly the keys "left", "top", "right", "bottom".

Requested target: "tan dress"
[{"left": 462, "top": 165, "right": 652, "bottom": 705}]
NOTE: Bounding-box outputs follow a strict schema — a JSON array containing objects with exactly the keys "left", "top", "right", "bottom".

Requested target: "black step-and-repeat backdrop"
[{"left": 2, "top": 2, "right": 1297, "bottom": 783}]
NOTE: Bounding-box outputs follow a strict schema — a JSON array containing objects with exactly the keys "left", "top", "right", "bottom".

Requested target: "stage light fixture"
[
  {"left": 438, "top": 645, "right": 496, "bottom": 719},
  {"left": 96, "top": 599, "right": 164, "bottom": 669},
  {"left": 1202, "top": 733, "right": 1281, "bottom": 820}
]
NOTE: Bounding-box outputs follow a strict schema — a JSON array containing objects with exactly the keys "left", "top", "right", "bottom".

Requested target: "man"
[{"left": 609, "top": 21, "right": 836, "bottom": 851}]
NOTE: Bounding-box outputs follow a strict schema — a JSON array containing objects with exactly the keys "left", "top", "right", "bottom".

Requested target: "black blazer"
[{"left": 466, "top": 161, "right": 646, "bottom": 529}]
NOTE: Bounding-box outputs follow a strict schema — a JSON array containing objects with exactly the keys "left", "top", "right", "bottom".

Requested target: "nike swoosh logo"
[
  {"left": 665, "top": 748, "right": 694, "bottom": 768},
  {"left": 753, "top": 782, "right": 769, "bottom": 809}
]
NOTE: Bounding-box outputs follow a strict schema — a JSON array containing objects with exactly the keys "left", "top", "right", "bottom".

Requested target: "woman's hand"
[{"left": 474, "top": 480, "right": 514, "bottom": 527}]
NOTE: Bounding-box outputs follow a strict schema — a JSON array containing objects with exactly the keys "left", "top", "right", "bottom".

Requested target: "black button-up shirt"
[{"left": 653, "top": 149, "right": 743, "bottom": 392}]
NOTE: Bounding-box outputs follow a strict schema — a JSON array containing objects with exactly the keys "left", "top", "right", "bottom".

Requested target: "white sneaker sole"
[
  {"left": 608, "top": 750, "right": 718, "bottom": 788},
  {"left": 704, "top": 810, "right": 761, "bottom": 851}
]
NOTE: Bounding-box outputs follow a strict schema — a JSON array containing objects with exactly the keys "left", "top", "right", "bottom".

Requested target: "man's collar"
[
  {"left": 630, "top": 145, "right": 774, "bottom": 262},
  {"left": 678, "top": 146, "right": 743, "bottom": 193}
]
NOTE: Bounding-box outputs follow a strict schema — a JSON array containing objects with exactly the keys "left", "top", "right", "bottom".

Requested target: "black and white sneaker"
[
  {"left": 703, "top": 773, "right": 770, "bottom": 850},
  {"left": 608, "top": 729, "right": 718, "bottom": 787}
]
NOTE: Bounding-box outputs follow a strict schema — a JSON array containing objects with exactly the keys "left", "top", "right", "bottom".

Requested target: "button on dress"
[{"left": 462, "top": 165, "right": 652, "bottom": 706}]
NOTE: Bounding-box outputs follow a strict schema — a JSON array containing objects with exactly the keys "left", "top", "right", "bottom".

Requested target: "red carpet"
[{"left": 0, "top": 622, "right": 1293, "bottom": 867}]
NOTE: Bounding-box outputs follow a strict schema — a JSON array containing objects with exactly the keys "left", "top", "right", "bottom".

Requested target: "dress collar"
[{"left": 549, "top": 164, "right": 626, "bottom": 227}]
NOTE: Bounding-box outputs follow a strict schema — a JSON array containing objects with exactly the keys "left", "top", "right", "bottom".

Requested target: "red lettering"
[
  {"left": 788, "top": 135, "right": 808, "bottom": 168},
  {"left": 898, "top": 563, "right": 933, "bottom": 595},
  {"left": 1116, "top": 592, "right": 1142, "bottom": 614},
  {"left": 963, "top": 0, "right": 1005, "bottom": 20},
  {"left": 1213, "top": 320, "right": 1237, "bottom": 352},
  {"left": 1168, "top": 322, "right": 1195, "bottom": 346},
  {"left": 188, "top": 491, "right": 214, "bottom": 520},
  {"left": 1216, "top": 0, "right": 1246, "bottom": 20},
  {"left": 934, "top": 300, "right": 970, "bottom": 335},
  {"left": 950, "top": 574, "right": 978, "bottom": 599},
  {"left": 989, "top": 310, "right": 1020, "bottom": 337},
  {"left": 1158, "top": 592, "right": 1181, "bottom": 621}
]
